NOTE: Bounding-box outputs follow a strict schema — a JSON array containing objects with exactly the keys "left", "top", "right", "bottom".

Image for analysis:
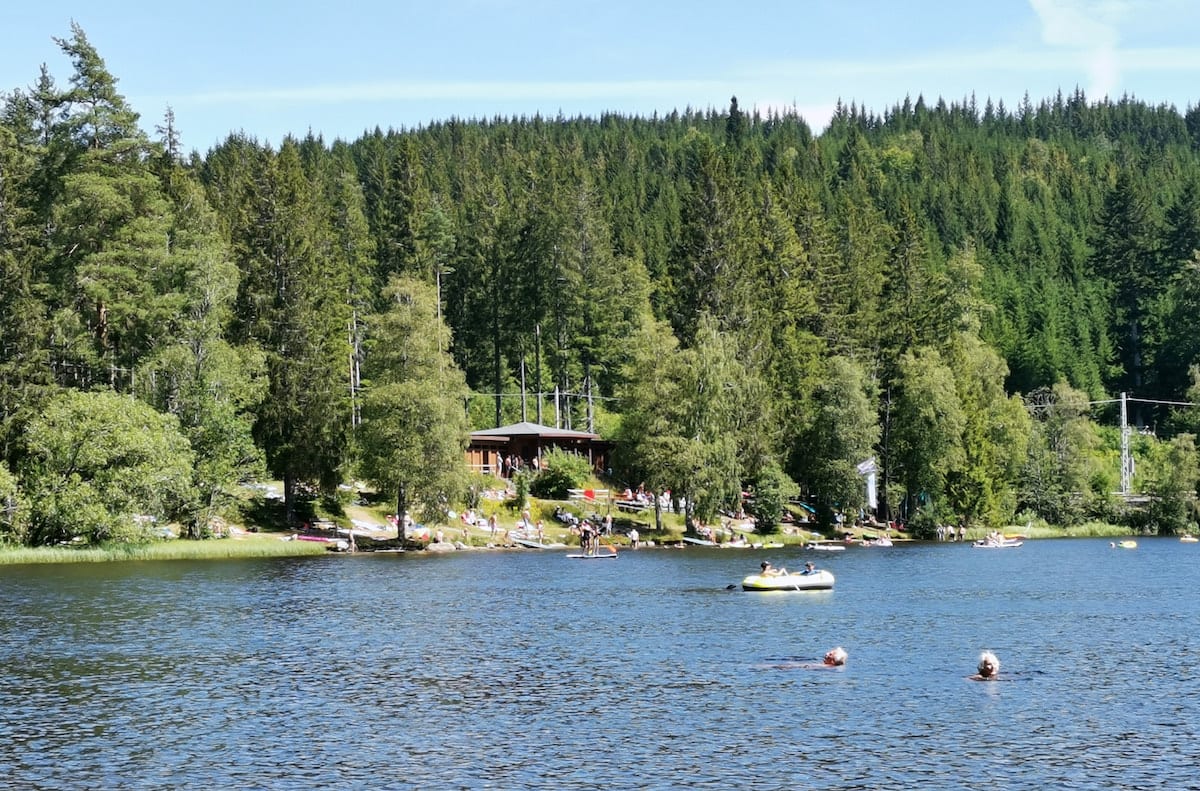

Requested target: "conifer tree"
[
  {"left": 44, "top": 23, "right": 172, "bottom": 389},
  {"left": 0, "top": 123, "right": 54, "bottom": 463},
  {"left": 1091, "top": 167, "right": 1160, "bottom": 398},
  {"left": 238, "top": 140, "right": 353, "bottom": 521},
  {"left": 668, "top": 130, "right": 753, "bottom": 344}
]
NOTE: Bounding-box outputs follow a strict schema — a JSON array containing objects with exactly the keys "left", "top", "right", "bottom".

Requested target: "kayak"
[
  {"left": 741, "top": 569, "right": 835, "bottom": 591},
  {"left": 512, "top": 538, "right": 566, "bottom": 549}
]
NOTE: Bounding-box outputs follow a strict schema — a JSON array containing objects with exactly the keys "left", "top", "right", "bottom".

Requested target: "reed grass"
[{"left": 0, "top": 534, "right": 327, "bottom": 565}]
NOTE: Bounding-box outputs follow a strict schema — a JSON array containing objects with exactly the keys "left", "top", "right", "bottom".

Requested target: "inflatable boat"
[
  {"left": 741, "top": 569, "right": 835, "bottom": 591},
  {"left": 973, "top": 537, "right": 1023, "bottom": 548}
]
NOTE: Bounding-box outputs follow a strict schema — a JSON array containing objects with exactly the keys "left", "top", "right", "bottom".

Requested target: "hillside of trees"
[{"left": 4, "top": 24, "right": 1200, "bottom": 546}]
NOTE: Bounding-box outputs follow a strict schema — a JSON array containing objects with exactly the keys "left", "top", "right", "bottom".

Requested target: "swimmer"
[
  {"left": 757, "top": 647, "right": 848, "bottom": 671},
  {"left": 823, "top": 646, "right": 848, "bottom": 666},
  {"left": 971, "top": 650, "right": 1000, "bottom": 680}
]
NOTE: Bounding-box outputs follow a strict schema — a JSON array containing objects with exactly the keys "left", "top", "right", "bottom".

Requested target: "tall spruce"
[
  {"left": 0, "top": 109, "right": 52, "bottom": 462},
  {"left": 237, "top": 140, "right": 353, "bottom": 521},
  {"left": 1091, "top": 167, "right": 1160, "bottom": 401}
]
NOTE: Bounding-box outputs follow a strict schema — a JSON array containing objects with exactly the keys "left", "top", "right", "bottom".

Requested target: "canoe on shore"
[{"left": 512, "top": 538, "right": 566, "bottom": 549}]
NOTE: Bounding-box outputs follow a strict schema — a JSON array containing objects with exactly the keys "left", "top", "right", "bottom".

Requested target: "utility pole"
[
  {"left": 535, "top": 324, "right": 543, "bottom": 426},
  {"left": 520, "top": 354, "right": 527, "bottom": 422},
  {"left": 1120, "top": 391, "right": 1132, "bottom": 497}
]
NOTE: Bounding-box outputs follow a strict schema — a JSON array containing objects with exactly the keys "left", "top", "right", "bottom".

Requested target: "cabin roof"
[{"left": 469, "top": 421, "right": 599, "bottom": 440}]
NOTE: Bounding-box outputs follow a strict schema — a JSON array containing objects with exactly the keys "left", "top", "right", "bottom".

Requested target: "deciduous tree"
[
  {"left": 20, "top": 389, "right": 195, "bottom": 545},
  {"left": 357, "top": 277, "right": 470, "bottom": 536}
]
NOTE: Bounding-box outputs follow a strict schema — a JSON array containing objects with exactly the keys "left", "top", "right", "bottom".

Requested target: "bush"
[
  {"left": 906, "top": 505, "right": 952, "bottom": 540},
  {"left": 530, "top": 448, "right": 594, "bottom": 500},
  {"left": 508, "top": 471, "right": 531, "bottom": 510},
  {"left": 745, "top": 462, "right": 798, "bottom": 534}
]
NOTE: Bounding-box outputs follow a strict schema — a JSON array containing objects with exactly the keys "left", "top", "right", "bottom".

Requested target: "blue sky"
[{"left": 6, "top": 0, "right": 1200, "bottom": 153}]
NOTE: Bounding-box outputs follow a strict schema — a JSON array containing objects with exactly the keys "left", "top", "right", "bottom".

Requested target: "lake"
[{"left": 1, "top": 537, "right": 1198, "bottom": 789}]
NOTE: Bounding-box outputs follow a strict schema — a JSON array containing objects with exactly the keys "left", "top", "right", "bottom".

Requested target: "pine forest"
[{"left": 6, "top": 25, "right": 1200, "bottom": 546}]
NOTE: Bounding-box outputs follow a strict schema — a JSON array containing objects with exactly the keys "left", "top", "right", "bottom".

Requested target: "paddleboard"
[{"left": 566, "top": 553, "right": 618, "bottom": 559}]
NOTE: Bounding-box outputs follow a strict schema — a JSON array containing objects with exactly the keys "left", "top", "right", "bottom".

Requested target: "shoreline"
[{"left": 0, "top": 520, "right": 1141, "bottom": 566}]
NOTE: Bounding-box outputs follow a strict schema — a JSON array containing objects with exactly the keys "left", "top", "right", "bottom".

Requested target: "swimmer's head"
[
  {"left": 824, "top": 647, "right": 848, "bottom": 666},
  {"left": 977, "top": 651, "right": 999, "bottom": 678}
]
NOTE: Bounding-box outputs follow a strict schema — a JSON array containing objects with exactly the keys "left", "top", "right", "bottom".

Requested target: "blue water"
[{"left": 1, "top": 538, "right": 1198, "bottom": 789}]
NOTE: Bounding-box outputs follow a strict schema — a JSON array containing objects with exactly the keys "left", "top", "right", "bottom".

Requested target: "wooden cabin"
[{"left": 466, "top": 421, "right": 611, "bottom": 476}]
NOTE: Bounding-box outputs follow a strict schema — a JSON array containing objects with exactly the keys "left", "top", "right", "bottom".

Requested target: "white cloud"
[
  {"left": 1029, "top": 0, "right": 1127, "bottom": 96},
  {"left": 1029, "top": 0, "right": 1123, "bottom": 48}
]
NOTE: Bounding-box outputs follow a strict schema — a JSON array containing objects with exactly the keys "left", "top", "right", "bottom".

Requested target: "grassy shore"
[
  {"left": 0, "top": 489, "right": 1142, "bottom": 567},
  {"left": 0, "top": 533, "right": 327, "bottom": 565}
]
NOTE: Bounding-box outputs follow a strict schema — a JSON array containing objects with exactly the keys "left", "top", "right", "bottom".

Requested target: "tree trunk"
[
  {"left": 880, "top": 387, "right": 893, "bottom": 521},
  {"left": 284, "top": 472, "right": 296, "bottom": 525},
  {"left": 396, "top": 484, "right": 408, "bottom": 541}
]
